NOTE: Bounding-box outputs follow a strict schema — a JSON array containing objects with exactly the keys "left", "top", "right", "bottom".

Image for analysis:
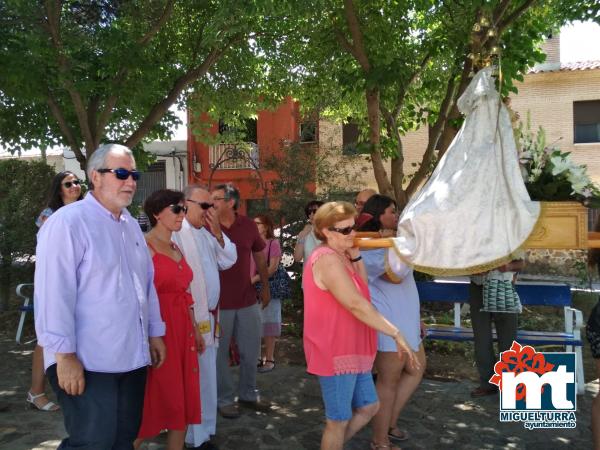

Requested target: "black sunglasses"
[
  {"left": 187, "top": 199, "right": 214, "bottom": 210},
  {"left": 62, "top": 179, "right": 81, "bottom": 188},
  {"left": 308, "top": 208, "right": 318, "bottom": 214},
  {"left": 97, "top": 168, "right": 141, "bottom": 181},
  {"left": 170, "top": 204, "right": 187, "bottom": 214},
  {"left": 328, "top": 225, "right": 355, "bottom": 235}
]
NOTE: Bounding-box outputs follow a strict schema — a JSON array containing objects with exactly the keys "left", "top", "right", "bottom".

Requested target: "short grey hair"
[
  {"left": 183, "top": 184, "right": 209, "bottom": 199},
  {"left": 87, "top": 144, "right": 134, "bottom": 180},
  {"left": 213, "top": 183, "right": 240, "bottom": 210}
]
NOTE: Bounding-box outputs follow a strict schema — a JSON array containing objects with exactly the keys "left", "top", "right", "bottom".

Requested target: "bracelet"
[{"left": 349, "top": 255, "right": 362, "bottom": 263}]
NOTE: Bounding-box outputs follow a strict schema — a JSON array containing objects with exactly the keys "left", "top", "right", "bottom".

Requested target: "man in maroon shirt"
[{"left": 211, "top": 184, "right": 271, "bottom": 418}]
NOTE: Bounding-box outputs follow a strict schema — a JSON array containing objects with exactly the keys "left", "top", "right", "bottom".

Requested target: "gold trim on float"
[
  {"left": 389, "top": 202, "right": 543, "bottom": 276},
  {"left": 383, "top": 250, "right": 404, "bottom": 283},
  {"left": 390, "top": 244, "right": 526, "bottom": 277},
  {"left": 354, "top": 201, "right": 590, "bottom": 276},
  {"left": 353, "top": 202, "right": 543, "bottom": 276},
  {"left": 524, "top": 201, "right": 587, "bottom": 249}
]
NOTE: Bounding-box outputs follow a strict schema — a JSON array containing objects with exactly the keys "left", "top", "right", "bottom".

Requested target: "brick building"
[
  {"left": 185, "top": 35, "right": 600, "bottom": 206},
  {"left": 351, "top": 34, "right": 600, "bottom": 190},
  {"left": 511, "top": 35, "right": 600, "bottom": 183}
]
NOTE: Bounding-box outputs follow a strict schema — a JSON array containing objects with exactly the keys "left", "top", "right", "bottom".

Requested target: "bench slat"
[
  {"left": 416, "top": 281, "right": 572, "bottom": 307},
  {"left": 426, "top": 327, "right": 582, "bottom": 346}
]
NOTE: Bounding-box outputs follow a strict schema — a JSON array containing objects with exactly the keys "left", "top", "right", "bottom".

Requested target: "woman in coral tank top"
[{"left": 302, "top": 201, "right": 418, "bottom": 450}]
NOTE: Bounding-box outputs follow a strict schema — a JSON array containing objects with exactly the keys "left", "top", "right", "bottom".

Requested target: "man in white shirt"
[
  {"left": 172, "top": 185, "right": 237, "bottom": 450},
  {"left": 354, "top": 188, "right": 377, "bottom": 214}
]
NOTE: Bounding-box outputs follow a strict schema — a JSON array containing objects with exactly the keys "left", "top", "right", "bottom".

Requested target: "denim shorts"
[{"left": 318, "top": 372, "right": 378, "bottom": 421}]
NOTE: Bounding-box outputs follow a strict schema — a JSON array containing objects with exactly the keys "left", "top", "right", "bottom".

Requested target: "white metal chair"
[{"left": 15, "top": 283, "right": 34, "bottom": 344}]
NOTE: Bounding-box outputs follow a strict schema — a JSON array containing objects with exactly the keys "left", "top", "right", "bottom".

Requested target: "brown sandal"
[{"left": 388, "top": 427, "right": 409, "bottom": 442}]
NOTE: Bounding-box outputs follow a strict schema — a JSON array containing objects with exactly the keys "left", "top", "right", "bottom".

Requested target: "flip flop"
[
  {"left": 388, "top": 428, "right": 409, "bottom": 442},
  {"left": 257, "top": 360, "right": 275, "bottom": 373}
]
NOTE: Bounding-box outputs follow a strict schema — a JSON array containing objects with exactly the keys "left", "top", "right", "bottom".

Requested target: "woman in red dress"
[{"left": 135, "top": 189, "right": 205, "bottom": 450}]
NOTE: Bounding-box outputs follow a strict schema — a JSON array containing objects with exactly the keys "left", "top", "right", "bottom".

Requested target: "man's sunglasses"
[
  {"left": 308, "top": 208, "right": 318, "bottom": 214},
  {"left": 187, "top": 199, "right": 214, "bottom": 210},
  {"left": 170, "top": 204, "right": 187, "bottom": 214},
  {"left": 62, "top": 180, "right": 81, "bottom": 188},
  {"left": 97, "top": 168, "right": 141, "bottom": 181},
  {"left": 328, "top": 225, "right": 355, "bottom": 235}
]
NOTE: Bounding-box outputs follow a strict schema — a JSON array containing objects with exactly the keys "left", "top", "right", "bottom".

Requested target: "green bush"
[{"left": 0, "top": 159, "right": 55, "bottom": 264}]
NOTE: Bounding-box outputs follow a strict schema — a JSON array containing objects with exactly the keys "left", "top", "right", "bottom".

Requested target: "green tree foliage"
[
  {"left": 0, "top": 159, "right": 55, "bottom": 262},
  {"left": 259, "top": 140, "right": 363, "bottom": 245},
  {"left": 281, "top": 0, "right": 600, "bottom": 209},
  {"left": 0, "top": 0, "right": 288, "bottom": 171},
  {"left": 0, "top": 159, "right": 55, "bottom": 303}
]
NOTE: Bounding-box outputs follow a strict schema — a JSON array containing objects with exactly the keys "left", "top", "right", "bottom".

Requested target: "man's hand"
[
  {"left": 149, "top": 336, "right": 166, "bottom": 368},
  {"left": 194, "top": 329, "right": 206, "bottom": 355},
  {"left": 206, "top": 208, "right": 222, "bottom": 236},
  {"left": 56, "top": 353, "right": 85, "bottom": 396},
  {"left": 260, "top": 287, "right": 271, "bottom": 309}
]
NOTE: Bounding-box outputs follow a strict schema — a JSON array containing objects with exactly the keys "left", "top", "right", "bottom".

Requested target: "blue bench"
[
  {"left": 416, "top": 280, "right": 585, "bottom": 394},
  {"left": 15, "top": 283, "right": 34, "bottom": 344}
]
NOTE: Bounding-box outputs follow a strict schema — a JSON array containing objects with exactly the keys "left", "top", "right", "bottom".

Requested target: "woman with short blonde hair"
[{"left": 303, "top": 201, "right": 418, "bottom": 450}]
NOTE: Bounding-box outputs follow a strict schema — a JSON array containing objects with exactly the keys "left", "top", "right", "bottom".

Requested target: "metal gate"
[{"left": 133, "top": 161, "right": 166, "bottom": 205}]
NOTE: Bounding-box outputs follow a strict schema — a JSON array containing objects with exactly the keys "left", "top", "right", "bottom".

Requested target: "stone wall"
[{"left": 523, "top": 248, "right": 588, "bottom": 277}]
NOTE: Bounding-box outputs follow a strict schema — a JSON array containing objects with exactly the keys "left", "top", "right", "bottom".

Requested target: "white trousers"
[{"left": 185, "top": 345, "right": 217, "bottom": 447}]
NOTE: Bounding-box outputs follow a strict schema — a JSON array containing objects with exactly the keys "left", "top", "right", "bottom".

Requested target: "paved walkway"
[{"left": 0, "top": 337, "right": 596, "bottom": 450}]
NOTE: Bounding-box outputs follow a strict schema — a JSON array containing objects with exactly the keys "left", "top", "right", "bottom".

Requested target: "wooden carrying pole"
[
  {"left": 354, "top": 232, "right": 393, "bottom": 248},
  {"left": 589, "top": 232, "right": 600, "bottom": 248},
  {"left": 355, "top": 232, "right": 600, "bottom": 249}
]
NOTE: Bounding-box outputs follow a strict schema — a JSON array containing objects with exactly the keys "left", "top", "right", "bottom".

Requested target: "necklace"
[{"left": 149, "top": 235, "right": 183, "bottom": 269}]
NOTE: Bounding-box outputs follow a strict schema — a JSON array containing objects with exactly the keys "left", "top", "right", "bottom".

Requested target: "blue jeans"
[
  {"left": 318, "top": 372, "right": 378, "bottom": 421},
  {"left": 47, "top": 364, "right": 147, "bottom": 450}
]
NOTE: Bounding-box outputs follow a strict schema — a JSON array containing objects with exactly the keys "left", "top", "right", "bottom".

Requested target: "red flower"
[{"left": 488, "top": 341, "right": 554, "bottom": 400}]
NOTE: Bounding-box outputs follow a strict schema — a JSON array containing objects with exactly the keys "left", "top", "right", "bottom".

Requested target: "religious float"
[{"left": 354, "top": 67, "right": 600, "bottom": 271}]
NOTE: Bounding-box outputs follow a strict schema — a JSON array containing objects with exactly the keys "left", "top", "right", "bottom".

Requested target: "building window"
[
  {"left": 574, "top": 100, "right": 600, "bottom": 143},
  {"left": 218, "top": 118, "right": 257, "bottom": 143},
  {"left": 300, "top": 121, "right": 317, "bottom": 143},
  {"left": 342, "top": 122, "right": 360, "bottom": 155},
  {"left": 244, "top": 118, "right": 258, "bottom": 144}
]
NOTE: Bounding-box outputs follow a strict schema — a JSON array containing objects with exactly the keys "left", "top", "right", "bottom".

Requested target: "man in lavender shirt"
[{"left": 34, "top": 144, "right": 166, "bottom": 450}]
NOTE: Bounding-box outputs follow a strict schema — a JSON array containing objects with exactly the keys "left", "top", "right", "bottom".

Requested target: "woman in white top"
[
  {"left": 357, "top": 195, "right": 426, "bottom": 450},
  {"left": 293, "top": 200, "right": 324, "bottom": 264},
  {"left": 29, "top": 171, "right": 83, "bottom": 412}
]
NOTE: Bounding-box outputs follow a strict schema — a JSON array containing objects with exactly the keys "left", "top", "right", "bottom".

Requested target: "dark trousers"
[
  {"left": 469, "top": 282, "right": 518, "bottom": 387},
  {"left": 47, "top": 364, "right": 147, "bottom": 450}
]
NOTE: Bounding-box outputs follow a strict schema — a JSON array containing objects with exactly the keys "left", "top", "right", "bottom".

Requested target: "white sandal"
[
  {"left": 27, "top": 391, "right": 60, "bottom": 411},
  {"left": 370, "top": 442, "right": 401, "bottom": 450}
]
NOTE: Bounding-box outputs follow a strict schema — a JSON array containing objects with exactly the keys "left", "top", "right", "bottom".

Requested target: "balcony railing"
[{"left": 208, "top": 143, "right": 259, "bottom": 170}]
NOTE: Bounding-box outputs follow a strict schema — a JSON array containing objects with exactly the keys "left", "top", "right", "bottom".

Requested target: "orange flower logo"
[{"left": 489, "top": 341, "right": 555, "bottom": 401}]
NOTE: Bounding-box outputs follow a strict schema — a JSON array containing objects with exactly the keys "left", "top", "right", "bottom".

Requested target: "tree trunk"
[
  {"left": 366, "top": 88, "right": 393, "bottom": 197},
  {"left": 0, "top": 261, "right": 11, "bottom": 313}
]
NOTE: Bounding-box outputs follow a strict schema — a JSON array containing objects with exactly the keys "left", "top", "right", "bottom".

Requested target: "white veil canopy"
[{"left": 392, "top": 67, "right": 540, "bottom": 275}]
